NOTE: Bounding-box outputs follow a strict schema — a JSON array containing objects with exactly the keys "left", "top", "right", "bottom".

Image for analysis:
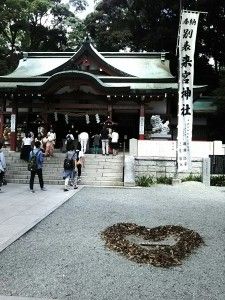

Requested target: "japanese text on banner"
[{"left": 177, "top": 11, "right": 200, "bottom": 172}]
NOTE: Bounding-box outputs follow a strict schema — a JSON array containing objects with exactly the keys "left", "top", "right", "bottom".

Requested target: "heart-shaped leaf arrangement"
[{"left": 101, "top": 223, "right": 204, "bottom": 267}]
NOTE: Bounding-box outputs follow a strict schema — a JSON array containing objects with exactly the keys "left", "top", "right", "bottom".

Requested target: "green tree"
[
  {"left": 84, "top": 0, "right": 224, "bottom": 89},
  {"left": 0, "top": 0, "right": 87, "bottom": 74}
]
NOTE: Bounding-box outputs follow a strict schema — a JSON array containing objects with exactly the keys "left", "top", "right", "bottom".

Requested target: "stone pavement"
[
  {"left": 1, "top": 183, "right": 225, "bottom": 300},
  {"left": 0, "top": 183, "right": 82, "bottom": 300},
  {"left": 0, "top": 296, "right": 53, "bottom": 300},
  {"left": 0, "top": 183, "right": 82, "bottom": 253}
]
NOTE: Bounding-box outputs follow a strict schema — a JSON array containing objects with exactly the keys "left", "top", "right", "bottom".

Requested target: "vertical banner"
[
  {"left": 10, "top": 114, "right": 16, "bottom": 132},
  {"left": 177, "top": 10, "right": 200, "bottom": 172}
]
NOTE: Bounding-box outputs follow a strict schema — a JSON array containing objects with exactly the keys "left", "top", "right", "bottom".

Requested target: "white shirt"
[
  {"left": 22, "top": 137, "right": 33, "bottom": 146},
  {"left": 79, "top": 132, "right": 89, "bottom": 140},
  {"left": 111, "top": 132, "right": 119, "bottom": 143},
  {"left": 47, "top": 132, "right": 56, "bottom": 142}
]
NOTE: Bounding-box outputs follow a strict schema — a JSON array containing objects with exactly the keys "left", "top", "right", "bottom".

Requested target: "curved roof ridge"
[{"left": 18, "top": 71, "right": 130, "bottom": 93}]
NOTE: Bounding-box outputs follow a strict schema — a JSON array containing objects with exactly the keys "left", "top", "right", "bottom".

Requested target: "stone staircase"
[{"left": 4, "top": 149, "right": 124, "bottom": 187}]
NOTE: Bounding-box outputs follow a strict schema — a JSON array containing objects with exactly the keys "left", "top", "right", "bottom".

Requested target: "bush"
[
  {"left": 181, "top": 174, "right": 201, "bottom": 182},
  {"left": 210, "top": 175, "right": 225, "bottom": 186},
  {"left": 135, "top": 175, "right": 155, "bottom": 187},
  {"left": 156, "top": 176, "right": 173, "bottom": 185}
]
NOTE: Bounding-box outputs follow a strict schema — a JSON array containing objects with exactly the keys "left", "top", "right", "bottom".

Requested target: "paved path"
[
  {"left": 0, "top": 183, "right": 225, "bottom": 300},
  {"left": 0, "top": 183, "right": 83, "bottom": 300},
  {"left": 0, "top": 184, "right": 83, "bottom": 253}
]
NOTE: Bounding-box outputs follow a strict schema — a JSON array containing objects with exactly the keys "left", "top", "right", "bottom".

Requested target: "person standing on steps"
[
  {"left": 63, "top": 144, "right": 78, "bottom": 191},
  {"left": 78, "top": 131, "right": 89, "bottom": 154},
  {"left": 29, "top": 141, "right": 46, "bottom": 193},
  {"left": 0, "top": 141, "right": 6, "bottom": 192},
  {"left": 111, "top": 129, "right": 119, "bottom": 155},
  {"left": 65, "top": 130, "right": 74, "bottom": 151},
  {"left": 91, "top": 132, "right": 101, "bottom": 154},
  {"left": 100, "top": 125, "right": 109, "bottom": 155},
  {"left": 45, "top": 128, "right": 56, "bottom": 157},
  {"left": 35, "top": 133, "right": 44, "bottom": 152},
  {"left": 20, "top": 132, "right": 33, "bottom": 161},
  {"left": 75, "top": 142, "right": 84, "bottom": 182}
]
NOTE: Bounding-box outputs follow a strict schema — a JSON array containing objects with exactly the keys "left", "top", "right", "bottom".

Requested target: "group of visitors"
[
  {"left": 1, "top": 125, "right": 120, "bottom": 193},
  {"left": 28, "top": 139, "right": 84, "bottom": 193},
  {"left": 20, "top": 129, "right": 56, "bottom": 162},
  {"left": 99, "top": 126, "right": 119, "bottom": 155},
  {"left": 64, "top": 127, "right": 119, "bottom": 156}
]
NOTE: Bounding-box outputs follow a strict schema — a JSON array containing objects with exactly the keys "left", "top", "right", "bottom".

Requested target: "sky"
[{"left": 62, "top": 0, "right": 95, "bottom": 19}]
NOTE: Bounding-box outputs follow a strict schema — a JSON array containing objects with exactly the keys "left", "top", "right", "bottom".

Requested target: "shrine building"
[{"left": 0, "top": 37, "right": 206, "bottom": 151}]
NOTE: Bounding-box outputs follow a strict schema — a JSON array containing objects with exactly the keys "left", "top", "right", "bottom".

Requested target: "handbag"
[{"left": 76, "top": 159, "right": 81, "bottom": 166}]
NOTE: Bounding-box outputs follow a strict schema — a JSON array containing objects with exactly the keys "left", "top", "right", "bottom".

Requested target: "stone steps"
[{"left": 4, "top": 150, "right": 124, "bottom": 186}]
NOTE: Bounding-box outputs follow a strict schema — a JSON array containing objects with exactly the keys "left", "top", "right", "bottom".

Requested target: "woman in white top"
[
  {"left": 20, "top": 132, "right": 33, "bottom": 161},
  {"left": 111, "top": 130, "right": 119, "bottom": 155},
  {"left": 45, "top": 129, "right": 56, "bottom": 157}
]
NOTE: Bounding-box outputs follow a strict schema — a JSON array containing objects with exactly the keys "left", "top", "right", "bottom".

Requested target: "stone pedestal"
[
  {"left": 124, "top": 155, "right": 135, "bottom": 187},
  {"left": 202, "top": 157, "right": 210, "bottom": 186},
  {"left": 150, "top": 133, "right": 171, "bottom": 140}
]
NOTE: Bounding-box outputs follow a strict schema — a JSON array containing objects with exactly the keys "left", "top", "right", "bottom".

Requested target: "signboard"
[
  {"left": 139, "top": 116, "right": 145, "bottom": 135},
  {"left": 177, "top": 10, "right": 200, "bottom": 172},
  {"left": 11, "top": 114, "right": 16, "bottom": 132}
]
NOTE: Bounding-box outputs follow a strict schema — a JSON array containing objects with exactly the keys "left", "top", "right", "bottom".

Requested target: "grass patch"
[
  {"left": 156, "top": 176, "right": 173, "bottom": 185},
  {"left": 181, "top": 173, "right": 201, "bottom": 182},
  {"left": 135, "top": 175, "right": 155, "bottom": 187}
]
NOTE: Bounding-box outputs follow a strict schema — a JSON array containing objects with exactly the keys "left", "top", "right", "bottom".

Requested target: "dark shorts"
[{"left": 111, "top": 142, "right": 119, "bottom": 149}]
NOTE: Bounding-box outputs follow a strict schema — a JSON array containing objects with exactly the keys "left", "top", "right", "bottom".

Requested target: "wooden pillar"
[
  {"left": 139, "top": 101, "right": 145, "bottom": 140},
  {"left": 10, "top": 94, "right": 18, "bottom": 151},
  {"left": 41, "top": 98, "right": 49, "bottom": 134},
  {"left": 107, "top": 95, "right": 112, "bottom": 119}
]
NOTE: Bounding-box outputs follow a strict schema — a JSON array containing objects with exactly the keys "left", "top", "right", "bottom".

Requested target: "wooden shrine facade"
[{"left": 0, "top": 37, "right": 204, "bottom": 150}]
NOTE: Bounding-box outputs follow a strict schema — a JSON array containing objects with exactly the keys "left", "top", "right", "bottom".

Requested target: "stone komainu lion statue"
[{"left": 150, "top": 115, "right": 170, "bottom": 134}]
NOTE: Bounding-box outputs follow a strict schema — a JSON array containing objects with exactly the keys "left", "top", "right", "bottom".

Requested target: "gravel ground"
[{"left": 0, "top": 183, "right": 225, "bottom": 300}]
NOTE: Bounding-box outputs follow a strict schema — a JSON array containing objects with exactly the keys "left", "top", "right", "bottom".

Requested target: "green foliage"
[
  {"left": 84, "top": 0, "right": 224, "bottom": 88},
  {"left": 135, "top": 175, "right": 155, "bottom": 187},
  {"left": 0, "top": 0, "right": 87, "bottom": 73},
  {"left": 156, "top": 176, "right": 173, "bottom": 185},
  {"left": 181, "top": 174, "right": 201, "bottom": 182},
  {"left": 210, "top": 175, "right": 225, "bottom": 186},
  {"left": 136, "top": 175, "right": 175, "bottom": 186}
]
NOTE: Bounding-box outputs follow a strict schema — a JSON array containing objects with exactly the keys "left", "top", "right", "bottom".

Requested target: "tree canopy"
[
  {"left": 84, "top": 0, "right": 224, "bottom": 89},
  {"left": 0, "top": 0, "right": 87, "bottom": 74},
  {"left": 0, "top": 0, "right": 224, "bottom": 92}
]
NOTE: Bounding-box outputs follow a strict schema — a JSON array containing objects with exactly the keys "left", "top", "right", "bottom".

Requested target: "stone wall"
[
  {"left": 134, "top": 157, "right": 203, "bottom": 179},
  {"left": 129, "top": 138, "right": 225, "bottom": 158}
]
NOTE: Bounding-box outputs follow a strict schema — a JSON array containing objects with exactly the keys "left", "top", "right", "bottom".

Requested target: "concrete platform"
[{"left": 0, "top": 183, "right": 83, "bottom": 253}]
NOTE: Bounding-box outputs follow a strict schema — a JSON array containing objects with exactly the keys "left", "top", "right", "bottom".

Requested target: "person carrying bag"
[{"left": 63, "top": 144, "right": 78, "bottom": 191}]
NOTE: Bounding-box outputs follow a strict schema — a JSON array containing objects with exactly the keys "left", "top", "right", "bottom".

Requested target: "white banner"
[
  {"left": 139, "top": 116, "right": 145, "bottom": 135},
  {"left": 177, "top": 10, "right": 200, "bottom": 172},
  {"left": 11, "top": 114, "right": 16, "bottom": 132}
]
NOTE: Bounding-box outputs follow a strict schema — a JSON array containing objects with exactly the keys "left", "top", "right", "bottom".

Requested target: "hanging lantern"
[
  {"left": 54, "top": 112, "right": 58, "bottom": 121},
  {"left": 95, "top": 113, "right": 100, "bottom": 124},
  {"left": 65, "top": 114, "right": 69, "bottom": 124},
  {"left": 85, "top": 114, "right": 90, "bottom": 124}
]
